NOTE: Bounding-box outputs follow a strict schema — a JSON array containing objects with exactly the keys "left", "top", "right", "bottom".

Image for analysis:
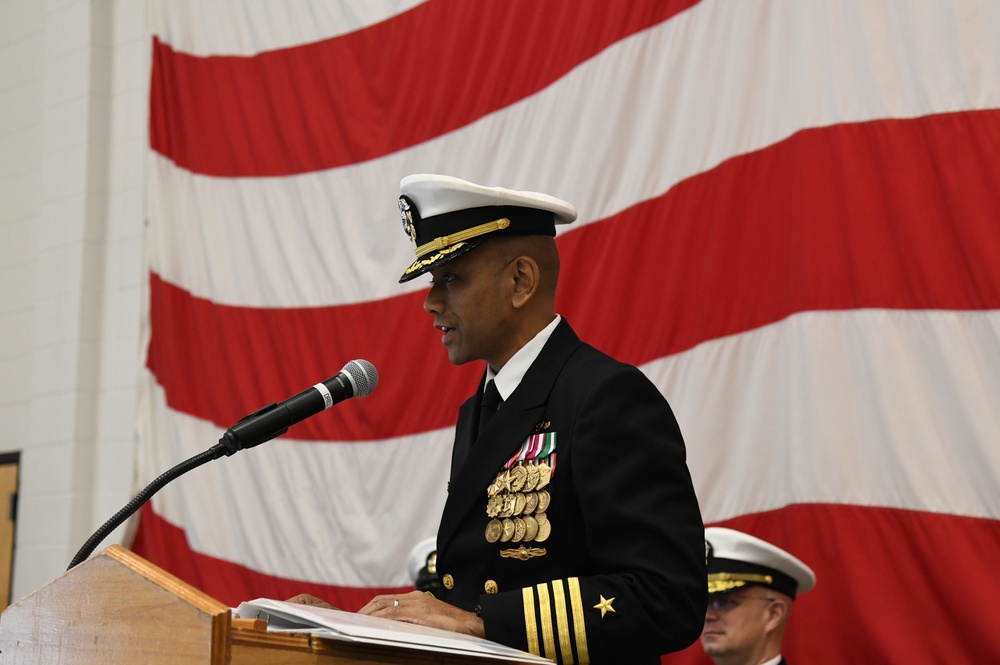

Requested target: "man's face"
[
  {"left": 423, "top": 243, "right": 517, "bottom": 368},
  {"left": 700, "top": 587, "right": 778, "bottom": 660}
]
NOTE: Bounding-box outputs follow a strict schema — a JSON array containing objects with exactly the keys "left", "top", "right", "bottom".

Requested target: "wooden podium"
[{"left": 0, "top": 545, "right": 538, "bottom": 664}]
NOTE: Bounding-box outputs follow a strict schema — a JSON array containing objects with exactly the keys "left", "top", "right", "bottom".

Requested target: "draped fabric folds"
[{"left": 135, "top": 1, "right": 1000, "bottom": 661}]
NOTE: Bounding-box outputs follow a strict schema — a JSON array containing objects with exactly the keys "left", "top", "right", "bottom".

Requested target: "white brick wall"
[{"left": 0, "top": 0, "right": 148, "bottom": 602}]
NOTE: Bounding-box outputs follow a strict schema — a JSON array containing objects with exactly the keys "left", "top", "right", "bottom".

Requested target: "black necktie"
[{"left": 478, "top": 379, "right": 503, "bottom": 438}]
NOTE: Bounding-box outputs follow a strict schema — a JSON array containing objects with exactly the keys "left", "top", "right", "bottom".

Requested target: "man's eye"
[{"left": 429, "top": 274, "right": 456, "bottom": 286}]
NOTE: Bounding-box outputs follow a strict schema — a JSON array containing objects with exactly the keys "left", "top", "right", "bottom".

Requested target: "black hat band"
[
  {"left": 415, "top": 217, "right": 511, "bottom": 258},
  {"left": 404, "top": 203, "right": 556, "bottom": 251},
  {"left": 707, "top": 557, "right": 799, "bottom": 599}
]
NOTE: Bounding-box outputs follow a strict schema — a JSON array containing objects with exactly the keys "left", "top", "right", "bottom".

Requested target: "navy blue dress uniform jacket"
[{"left": 434, "top": 320, "right": 706, "bottom": 664}]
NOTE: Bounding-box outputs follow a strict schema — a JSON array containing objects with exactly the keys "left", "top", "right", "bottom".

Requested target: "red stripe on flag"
[
  {"left": 130, "top": 504, "right": 412, "bottom": 611},
  {"left": 560, "top": 109, "right": 1000, "bottom": 364},
  {"left": 146, "top": 270, "right": 481, "bottom": 439},
  {"left": 149, "top": 0, "right": 700, "bottom": 176},
  {"left": 662, "top": 505, "right": 1000, "bottom": 664},
  {"left": 149, "top": 111, "right": 1000, "bottom": 436}
]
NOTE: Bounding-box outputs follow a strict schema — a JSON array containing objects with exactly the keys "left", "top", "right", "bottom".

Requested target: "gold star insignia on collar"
[{"left": 593, "top": 595, "right": 616, "bottom": 618}]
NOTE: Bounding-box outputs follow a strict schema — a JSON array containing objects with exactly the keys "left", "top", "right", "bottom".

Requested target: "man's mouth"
[{"left": 435, "top": 324, "right": 455, "bottom": 342}]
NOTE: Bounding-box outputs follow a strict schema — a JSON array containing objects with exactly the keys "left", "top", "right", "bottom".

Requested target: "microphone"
[{"left": 219, "top": 359, "right": 378, "bottom": 455}]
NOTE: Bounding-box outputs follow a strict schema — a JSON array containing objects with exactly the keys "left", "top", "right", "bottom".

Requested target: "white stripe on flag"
[
  {"left": 651, "top": 308, "right": 1000, "bottom": 523},
  {"left": 149, "top": 0, "right": 427, "bottom": 56},
  {"left": 149, "top": 0, "right": 1000, "bottom": 307}
]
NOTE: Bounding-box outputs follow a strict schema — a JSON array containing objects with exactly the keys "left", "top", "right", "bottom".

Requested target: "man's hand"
[
  {"left": 285, "top": 593, "right": 339, "bottom": 610},
  {"left": 358, "top": 591, "right": 485, "bottom": 638}
]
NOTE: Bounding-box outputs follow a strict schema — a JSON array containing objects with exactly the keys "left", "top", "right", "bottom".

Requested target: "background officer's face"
[{"left": 701, "top": 588, "right": 780, "bottom": 661}]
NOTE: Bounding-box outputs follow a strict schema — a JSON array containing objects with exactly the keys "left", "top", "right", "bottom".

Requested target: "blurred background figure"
[
  {"left": 407, "top": 536, "right": 441, "bottom": 595},
  {"left": 700, "top": 527, "right": 815, "bottom": 665}
]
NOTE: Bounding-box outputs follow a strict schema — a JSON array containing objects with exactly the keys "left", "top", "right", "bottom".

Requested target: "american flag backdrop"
[{"left": 132, "top": 1, "right": 1000, "bottom": 662}]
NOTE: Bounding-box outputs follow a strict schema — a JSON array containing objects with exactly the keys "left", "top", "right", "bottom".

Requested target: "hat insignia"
[{"left": 398, "top": 196, "right": 417, "bottom": 243}]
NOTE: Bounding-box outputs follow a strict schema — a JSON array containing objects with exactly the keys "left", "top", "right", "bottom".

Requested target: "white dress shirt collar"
[{"left": 485, "top": 315, "right": 561, "bottom": 400}]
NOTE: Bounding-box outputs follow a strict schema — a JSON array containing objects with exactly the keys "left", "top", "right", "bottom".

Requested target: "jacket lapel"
[{"left": 449, "top": 392, "right": 479, "bottom": 481}]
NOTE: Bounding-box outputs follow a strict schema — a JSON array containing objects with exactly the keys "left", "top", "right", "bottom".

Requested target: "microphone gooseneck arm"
[{"left": 67, "top": 441, "right": 230, "bottom": 570}]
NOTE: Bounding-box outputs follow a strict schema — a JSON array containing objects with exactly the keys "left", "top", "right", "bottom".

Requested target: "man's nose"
[{"left": 423, "top": 284, "right": 442, "bottom": 314}]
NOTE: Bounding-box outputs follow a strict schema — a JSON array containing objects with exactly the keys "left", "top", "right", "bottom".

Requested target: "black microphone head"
[{"left": 342, "top": 359, "right": 378, "bottom": 397}]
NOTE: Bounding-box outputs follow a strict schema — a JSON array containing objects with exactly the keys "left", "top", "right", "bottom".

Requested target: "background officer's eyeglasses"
[{"left": 708, "top": 594, "right": 775, "bottom": 611}]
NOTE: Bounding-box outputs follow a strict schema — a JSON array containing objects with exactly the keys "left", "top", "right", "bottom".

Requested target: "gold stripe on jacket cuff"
[
  {"left": 568, "top": 577, "right": 589, "bottom": 663},
  {"left": 523, "top": 586, "right": 540, "bottom": 655},
  {"left": 537, "top": 582, "right": 556, "bottom": 660},
  {"left": 552, "top": 580, "right": 574, "bottom": 663}
]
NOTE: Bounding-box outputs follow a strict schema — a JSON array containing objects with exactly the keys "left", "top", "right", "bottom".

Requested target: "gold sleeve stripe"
[
  {"left": 567, "top": 577, "right": 590, "bottom": 664},
  {"left": 537, "top": 582, "right": 556, "bottom": 660},
  {"left": 552, "top": 580, "right": 574, "bottom": 664},
  {"left": 523, "top": 587, "right": 540, "bottom": 655}
]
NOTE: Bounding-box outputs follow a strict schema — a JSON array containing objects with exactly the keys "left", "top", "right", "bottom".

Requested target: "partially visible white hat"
[
  {"left": 705, "top": 527, "right": 816, "bottom": 599},
  {"left": 396, "top": 174, "right": 577, "bottom": 282},
  {"left": 406, "top": 536, "right": 438, "bottom": 585}
]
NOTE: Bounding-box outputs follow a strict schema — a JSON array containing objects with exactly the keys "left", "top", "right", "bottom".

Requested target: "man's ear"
[
  {"left": 764, "top": 597, "right": 790, "bottom": 634},
  {"left": 510, "top": 256, "right": 540, "bottom": 308}
]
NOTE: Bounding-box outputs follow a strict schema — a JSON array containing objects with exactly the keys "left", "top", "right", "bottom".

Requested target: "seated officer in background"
[{"left": 701, "top": 527, "right": 816, "bottom": 665}]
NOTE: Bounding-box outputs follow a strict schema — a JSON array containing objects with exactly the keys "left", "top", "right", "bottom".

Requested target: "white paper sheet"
[{"left": 234, "top": 598, "right": 554, "bottom": 663}]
